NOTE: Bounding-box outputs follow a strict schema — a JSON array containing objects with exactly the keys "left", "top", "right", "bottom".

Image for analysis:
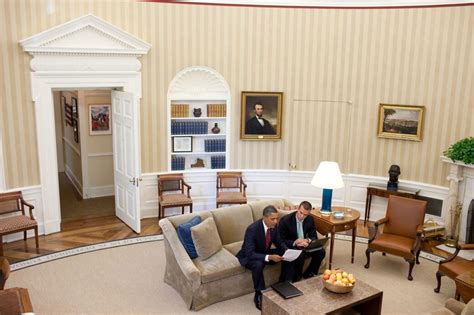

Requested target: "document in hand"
[{"left": 282, "top": 249, "right": 302, "bottom": 262}]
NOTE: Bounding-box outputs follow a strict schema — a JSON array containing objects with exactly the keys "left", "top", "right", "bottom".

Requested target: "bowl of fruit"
[{"left": 322, "top": 269, "right": 356, "bottom": 293}]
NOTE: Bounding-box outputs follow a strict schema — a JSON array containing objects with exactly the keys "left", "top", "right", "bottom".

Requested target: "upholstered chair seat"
[
  {"left": 0, "top": 191, "right": 39, "bottom": 256},
  {"left": 157, "top": 173, "right": 192, "bottom": 219},
  {"left": 216, "top": 172, "right": 247, "bottom": 208},
  {"left": 365, "top": 195, "right": 427, "bottom": 281}
]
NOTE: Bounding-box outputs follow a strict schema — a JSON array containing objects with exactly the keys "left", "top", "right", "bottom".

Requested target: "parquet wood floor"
[
  {"left": 2, "top": 217, "right": 447, "bottom": 264},
  {"left": 2, "top": 215, "right": 161, "bottom": 264}
]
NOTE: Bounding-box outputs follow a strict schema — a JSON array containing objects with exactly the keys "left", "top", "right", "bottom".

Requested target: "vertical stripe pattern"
[{"left": 0, "top": 1, "right": 472, "bottom": 188}]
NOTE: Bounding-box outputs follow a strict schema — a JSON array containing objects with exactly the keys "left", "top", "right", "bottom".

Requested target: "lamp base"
[
  {"left": 320, "top": 210, "right": 332, "bottom": 216},
  {"left": 321, "top": 188, "right": 333, "bottom": 213}
]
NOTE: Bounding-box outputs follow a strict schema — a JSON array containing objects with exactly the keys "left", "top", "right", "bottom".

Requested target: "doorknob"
[{"left": 129, "top": 177, "right": 136, "bottom": 185}]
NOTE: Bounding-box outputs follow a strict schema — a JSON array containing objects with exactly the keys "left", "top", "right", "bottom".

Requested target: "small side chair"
[
  {"left": 216, "top": 171, "right": 247, "bottom": 208},
  {"left": 157, "top": 173, "right": 192, "bottom": 219},
  {"left": 365, "top": 195, "right": 427, "bottom": 280},
  {"left": 0, "top": 191, "right": 39, "bottom": 257}
]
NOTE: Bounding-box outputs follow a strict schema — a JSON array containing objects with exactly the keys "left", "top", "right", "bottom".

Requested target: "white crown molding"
[
  {"left": 177, "top": 0, "right": 472, "bottom": 7},
  {"left": 19, "top": 14, "right": 151, "bottom": 56}
]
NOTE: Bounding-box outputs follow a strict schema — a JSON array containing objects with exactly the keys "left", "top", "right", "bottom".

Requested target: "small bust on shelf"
[
  {"left": 387, "top": 164, "right": 400, "bottom": 191},
  {"left": 191, "top": 158, "right": 205, "bottom": 168}
]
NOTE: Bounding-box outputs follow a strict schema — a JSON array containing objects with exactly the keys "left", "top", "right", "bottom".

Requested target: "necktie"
[
  {"left": 297, "top": 221, "right": 304, "bottom": 239},
  {"left": 265, "top": 228, "right": 271, "bottom": 248}
]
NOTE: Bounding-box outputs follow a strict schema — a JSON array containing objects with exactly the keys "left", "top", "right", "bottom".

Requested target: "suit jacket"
[
  {"left": 237, "top": 219, "right": 287, "bottom": 266},
  {"left": 278, "top": 211, "right": 317, "bottom": 249},
  {"left": 245, "top": 116, "right": 276, "bottom": 135}
]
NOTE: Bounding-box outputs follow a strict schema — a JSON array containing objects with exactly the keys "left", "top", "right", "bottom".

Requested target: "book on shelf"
[
  {"left": 207, "top": 104, "right": 226, "bottom": 117},
  {"left": 171, "top": 104, "right": 189, "bottom": 118}
]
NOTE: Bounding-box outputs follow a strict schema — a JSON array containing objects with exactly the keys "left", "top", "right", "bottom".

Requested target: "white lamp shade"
[{"left": 311, "top": 161, "right": 344, "bottom": 189}]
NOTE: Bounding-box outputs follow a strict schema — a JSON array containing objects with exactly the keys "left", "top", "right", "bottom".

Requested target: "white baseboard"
[
  {"left": 65, "top": 165, "right": 83, "bottom": 198},
  {"left": 84, "top": 185, "right": 114, "bottom": 198}
]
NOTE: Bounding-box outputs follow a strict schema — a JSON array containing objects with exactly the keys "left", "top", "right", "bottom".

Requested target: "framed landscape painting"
[
  {"left": 89, "top": 104, "right": 111, "bottom": 135},
  {"left": 377, "top": 104, "right": 425, "bottom": 141},
  {"left": 240, "top": 91, "right": 283, "bottom": 141}
]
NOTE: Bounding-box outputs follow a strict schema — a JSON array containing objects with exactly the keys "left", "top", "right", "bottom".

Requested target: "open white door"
[{"left": 112, "top": 90, "right": 141, "bottom": 233}]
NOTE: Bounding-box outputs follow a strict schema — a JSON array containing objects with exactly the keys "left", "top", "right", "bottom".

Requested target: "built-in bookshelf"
[{"left": 167, "top": 66, "right": 231, "bottom": 172}]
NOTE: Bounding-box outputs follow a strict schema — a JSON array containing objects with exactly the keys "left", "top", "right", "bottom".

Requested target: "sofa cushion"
[
  {"left": 191, "top": 217, "right": 223, "bottom": 260},
  {"left": 176, "top": 216, "right": 202, "bottom": 259},
  {"left": 223, "top": 241, "right": 244, "bottom": 256},
  {"left": 194, "top": 248, "right": 245, "bottom": 284},
  {"left": 211, "top": 204, "right": 253, "bottom": 245},
  {"left": 167, "top": 211, "right": 212, "bottom": 229},
  {"left": 248, "top": 199, "right": 286, "bottom": 221}
]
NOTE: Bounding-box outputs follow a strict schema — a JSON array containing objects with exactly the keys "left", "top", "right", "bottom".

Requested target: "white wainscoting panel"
[{"left": 140, "top": 170, "right": 449, "bottom": 226}]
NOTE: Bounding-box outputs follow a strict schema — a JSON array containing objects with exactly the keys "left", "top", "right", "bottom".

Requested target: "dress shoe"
[
  {"left": 254, "top": 292, "right": 262, "bottom": 310},
  {"left": 303, "top": 272, "right": 315, "bottom": 279}
]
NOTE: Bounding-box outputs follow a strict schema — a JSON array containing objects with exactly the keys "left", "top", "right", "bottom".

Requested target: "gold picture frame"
[
  {"left": 377, "top": 104, "right": 425, "bottom": 141},
  {"left": 240, "top": 91, "right": 283, "bottom": 140}
]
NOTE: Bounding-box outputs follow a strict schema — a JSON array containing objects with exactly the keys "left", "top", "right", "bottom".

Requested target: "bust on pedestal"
[{"left": 387, "top": 165, "right": 400, "bottom": 191}]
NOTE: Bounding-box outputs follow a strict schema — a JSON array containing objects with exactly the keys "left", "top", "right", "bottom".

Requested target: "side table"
[
  {"left": 310, "top": 207, "right": 360, "bottom": 269},
  {"left": 0, "top": 287, "right": 33, "bottom": 313},
  {"left": 364, "top": 185, "right": 420, "bottom": 225}
]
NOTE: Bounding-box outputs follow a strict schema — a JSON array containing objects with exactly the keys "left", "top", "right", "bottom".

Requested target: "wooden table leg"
[
  {"left": 329, "top": 229, "right": 335, "bottom": 269},
  {"left": 352, "top": 224, "right": 357, "bottom": 264},
  {"left": 364, "top": 193, "right": 371, "bottom": 225}
]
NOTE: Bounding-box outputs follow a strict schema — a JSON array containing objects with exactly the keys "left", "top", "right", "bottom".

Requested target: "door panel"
[{"left": 112, "top": 90, "right": 140, "bottom": 233}]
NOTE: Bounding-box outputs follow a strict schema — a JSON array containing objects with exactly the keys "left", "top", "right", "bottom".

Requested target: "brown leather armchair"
[
  {"left": 157, "top": 173, "right": 192, "bottom": 219},
  {"left": 0, "top": 191, "right": 39, "bottom": 256},
  {"left": 434, "top": 243, "right": 474, "bottom": 298},
  {"left": 216, "top": 171, "right": 247, "bottom": 208},
  {"left": 365, "top": 195, "right": 427, "bottom": 280}
]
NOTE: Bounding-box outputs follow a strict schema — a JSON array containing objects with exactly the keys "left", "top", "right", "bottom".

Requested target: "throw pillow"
[
  {"left": 191, "top": 217, "right": 223, "bottom": 260},
  {"left": 176, "top": 216, "right": 202, "bottom": 259}
]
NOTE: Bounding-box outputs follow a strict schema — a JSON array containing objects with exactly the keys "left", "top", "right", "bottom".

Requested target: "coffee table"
[
  {"left": 262, "top": 276, "right": 383, "bottom": 315},
  {"left": 455, "top": 270, "right": 473, "bottom": 303}
]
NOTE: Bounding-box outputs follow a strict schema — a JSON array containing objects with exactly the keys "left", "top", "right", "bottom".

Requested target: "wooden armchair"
[
  {"left": 0, "top": 191, "right": 39, "bottom": 256},
  {"left": 365, "top": 195, "right": 427, "bottom": 280},
  {"left": 216, "top": 171, "right": 247, "bottom": 208},
  {"left": 157, "top": 173, "right": 192, "bottom": 219},
  {"left": 434, "top": 243, "right": 474, "bottom": 298}
]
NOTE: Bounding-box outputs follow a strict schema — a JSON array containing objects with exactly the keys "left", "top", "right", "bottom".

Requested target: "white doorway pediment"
[{"left": 20, "top": 14, "right": 150, "bottom": 56}]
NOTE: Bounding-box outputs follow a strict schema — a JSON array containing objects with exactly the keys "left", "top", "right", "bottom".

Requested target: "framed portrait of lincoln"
[{"left": 240, "top": 91, "right": 283, "bottom": 141}]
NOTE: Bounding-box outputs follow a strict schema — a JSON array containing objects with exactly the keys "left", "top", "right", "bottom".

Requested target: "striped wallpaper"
[{"left": 0, "top": 0, "right": 472, "bottom": 188}]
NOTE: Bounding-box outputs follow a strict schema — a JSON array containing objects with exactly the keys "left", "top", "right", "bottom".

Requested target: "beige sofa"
[{"left": 159, "top": 199, "right": 327, "bottom": 310}]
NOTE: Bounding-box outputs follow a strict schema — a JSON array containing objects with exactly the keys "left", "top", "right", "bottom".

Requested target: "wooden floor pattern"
[
  {"left": 3, "top": 215, "right": 161, "bottom": 264},
  {"left": 2, "top": 217, "right": 447, "bottom": 264}
]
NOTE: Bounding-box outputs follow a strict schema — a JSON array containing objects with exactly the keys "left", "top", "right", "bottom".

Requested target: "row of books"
[
  {"left": 171, "top": 104, "right": 189, "bottom": 118},
  {"left": 204, "top": 139, "right": 226, "bottom": 152},
  {"left": 211, "top": 156, "right": 226, "bottom": 169},
  {"left": 207, "top": 104, "right": 226, "bottom": 117},
  {"left": 171, "top": 121, "right": 209, "bottom": 135},
  {"left": 171, "top": 156, "right": 186, "bottom": 171}
]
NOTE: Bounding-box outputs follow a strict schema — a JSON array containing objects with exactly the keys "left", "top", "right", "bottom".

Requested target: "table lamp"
[{"left": 311, "top": 161, "right": 344, "bottom": 215}]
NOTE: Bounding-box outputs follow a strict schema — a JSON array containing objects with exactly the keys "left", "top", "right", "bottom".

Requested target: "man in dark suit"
[
  {"left": 245, "top": 102, "right": 276, "bottom": 135},
  {"left": 278, "top": 201, "right": 326, "bottom": 281},
  {"left": 237, "top": 205, "right": 293, "bottom": 310}
]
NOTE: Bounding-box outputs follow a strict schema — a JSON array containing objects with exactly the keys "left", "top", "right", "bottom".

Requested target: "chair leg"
[
  {"left": 364, "top": 248, "right": 373, "bottom": 269},
  {"left": 434, "top": 270, "right": 444, "bottom": 293},
  {"left": 23, "top": 231, "right": 27, "bottom": 241},
  {"left": 181, "top": 206, "right": 184, "bottom": 215},
  {"left": 158, "top": 206, "right": 162, "bottom": 220},
  {"left": 189, "top": 204, "right": 193, "bottom": 214},
  {"left": 416, "top": 250, "right": 421, "bottom": 264},
  {"left": 407, "top": 258, "right": 415, "bottom": 281},
  {"left": 34, "top": 226, "right": 39, "bottom": 250},
  {"left": 382, "top": 252, "right": 386, "bottom": 256}
]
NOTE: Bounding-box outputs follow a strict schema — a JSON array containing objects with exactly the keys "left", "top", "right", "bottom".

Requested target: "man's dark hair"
[
  {"left": 254, "top": 102, "right": 264, "bottom": 109},
  {"left": 299, "top": 201, "right": 312, "bottom": 211},
  {"left": 262, "top": 205, "right": 278, "bottom": 217}
]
